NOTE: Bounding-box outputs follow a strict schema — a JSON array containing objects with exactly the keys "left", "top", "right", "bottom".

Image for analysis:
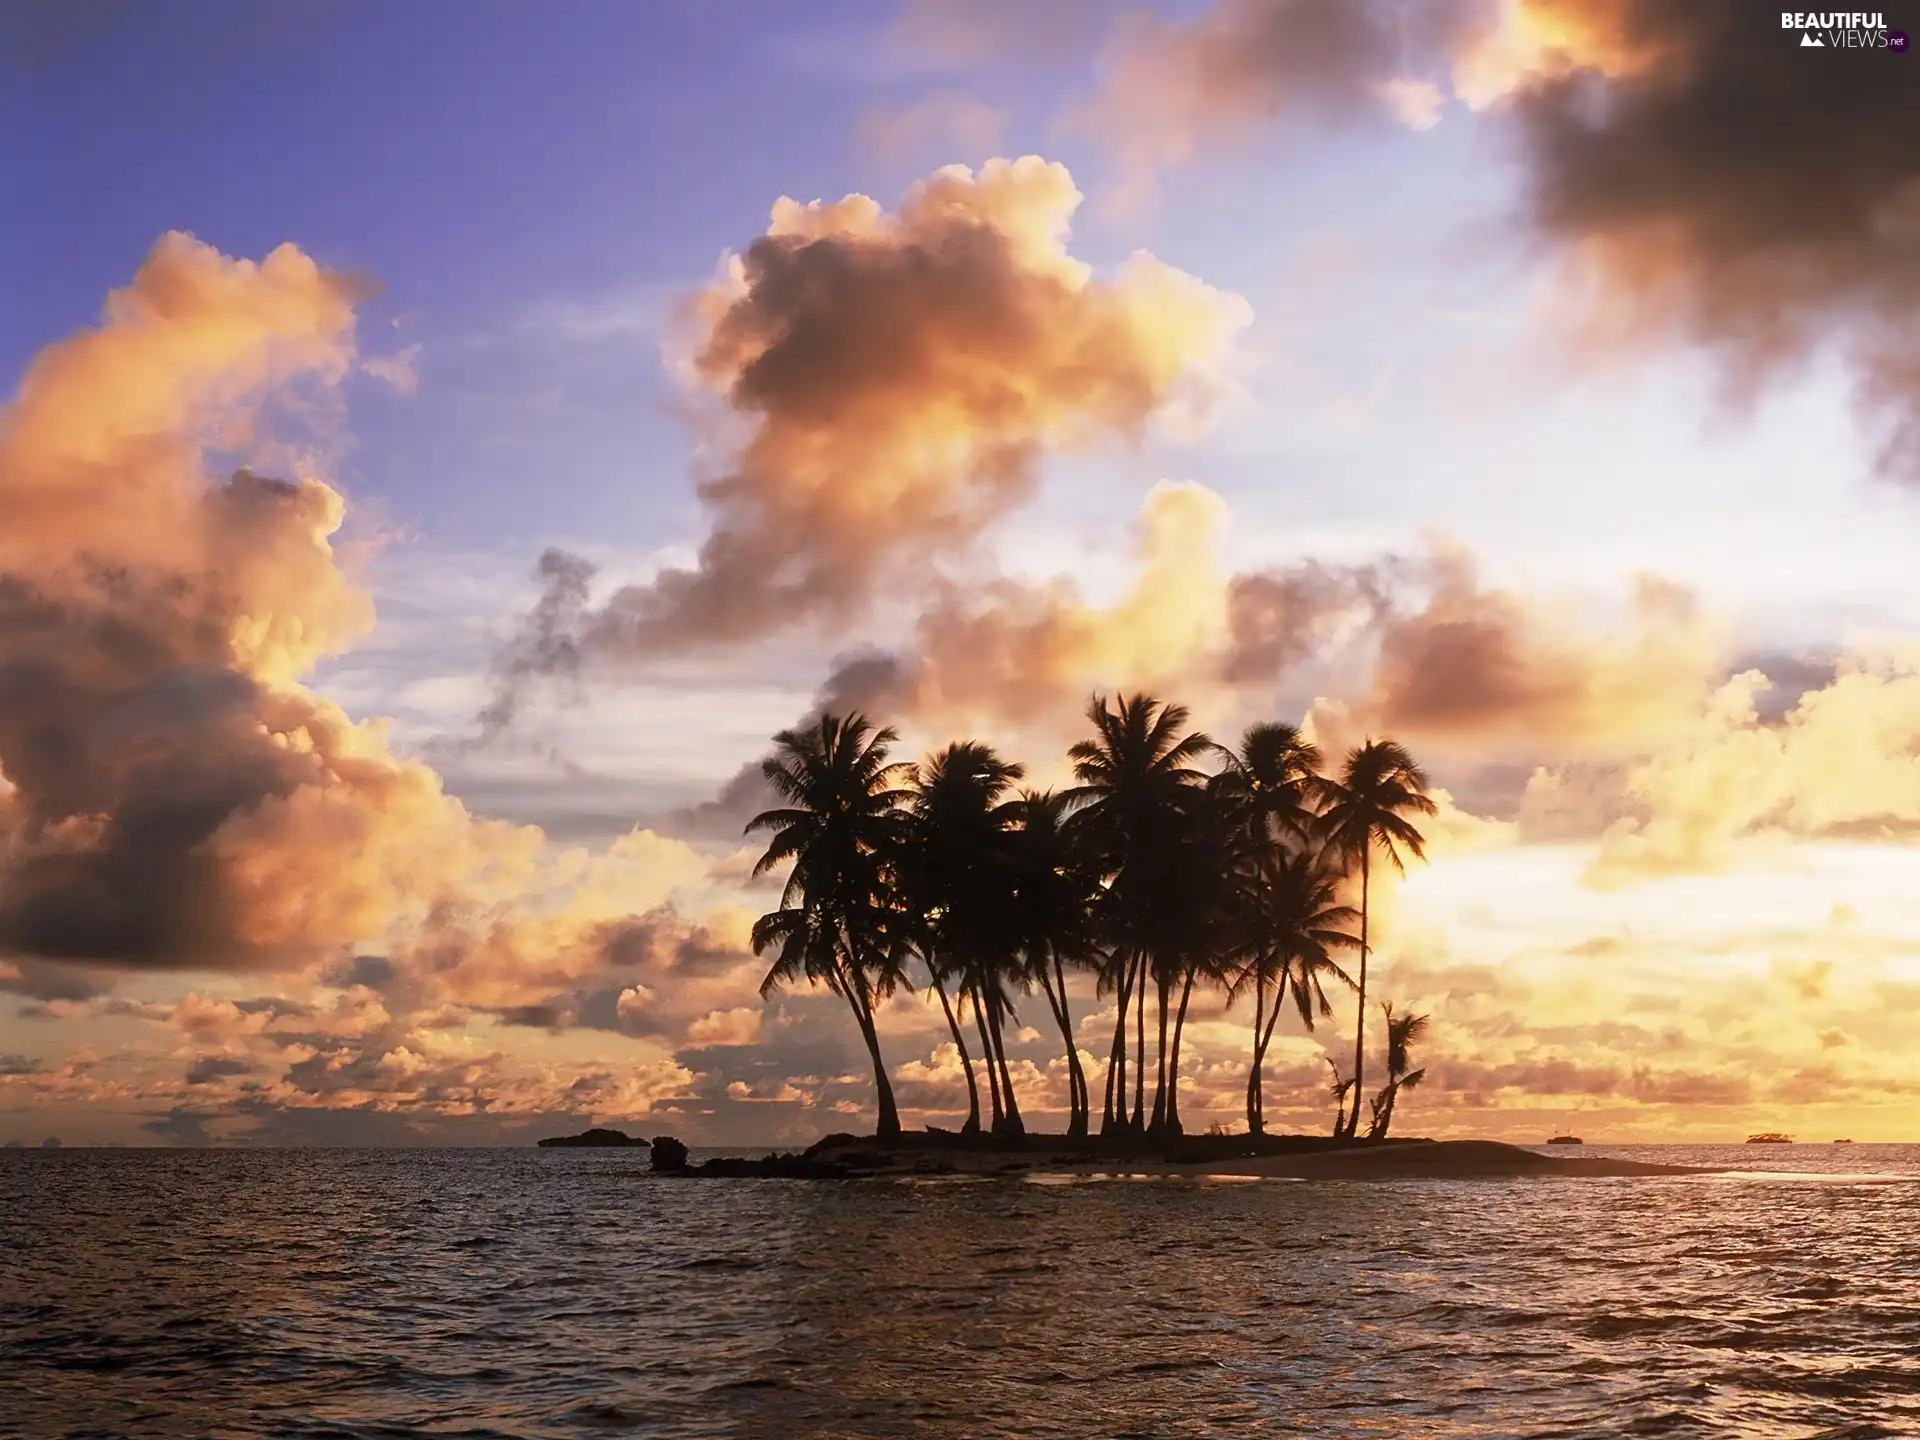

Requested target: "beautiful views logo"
[{"left": 1780, "top": 11, "right": 1908, "bottom": 47}]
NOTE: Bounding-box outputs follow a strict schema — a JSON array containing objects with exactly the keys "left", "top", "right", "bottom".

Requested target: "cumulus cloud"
[
  {"left": 480, "top": 157, "right": 1250, "bottom": 729},
  {"left": 1357, "top": 544, "right": 1720, "bottom": 754},
  {"left": 1589, "top": 660, "right": 1920, "bottom": 884},
  {"left": 0, "top": 233, "right": 771, "bottom": 1130},
  {"left": 781, "top": 492, "right": 1718, "bottom": 779},
  {"left": 0, "top": 231, "right": 470, "bottom": 970},
  {"left": 811, "top": 480, "right": 1234, "bottom": 738}
]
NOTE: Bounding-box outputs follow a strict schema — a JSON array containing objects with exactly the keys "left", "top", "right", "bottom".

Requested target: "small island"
[
  {"left": 641, "top": 1130, "right": 1711, "bottom": 1181},
  {"left": 537, "top": 1127, "right": 650, "bottom": 1148}
]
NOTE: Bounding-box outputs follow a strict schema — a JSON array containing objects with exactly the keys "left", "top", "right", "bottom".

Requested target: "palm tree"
[
  {"left": 1004, "top": 789, "right": 1101, "bottom": 1139},
  {"left": 1228, "top": 848, "right": 1358, "bottom": 1136},
  {"left": 748, "top": 713, "right": 913, "bottom": 1141},
  {"left": 1324, "top": 1057, "right": 1355, "bottom": 1138},
  {"left": 1159, "top": 789, "right": 1243, "bottom": 1137},
  {"left": 1366, "top": 1005, "right": 1429, "bottom": 1139},
  {"left": 1066, "top": 694, "right": 1214, "bottom": 1137},
  {"left": 888, "top": 826, "right": 982, "bottom": 1136},
  {"left": 1315, "top": 739, "right": 1436, "bottom": 1140},
  {"left": 901, "top": 741, "right": 1030, "bottom": 1138},
  {"left": 1212, "top": 723, "right": 1331, "bottom": 1136}
]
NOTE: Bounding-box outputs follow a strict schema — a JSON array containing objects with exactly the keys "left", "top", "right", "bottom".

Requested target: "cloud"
[
  {"left": 184, "top": 1055, "right": 253, "bottom": 1086},
  {"left": 0, "top": 231, "right": 450, "bottom": 970},
  {"left": 1070, "top": 0, "right": 1920, "bottom": 475},
  {"left": 886, "top": 0, "right": 1107, "bottom": 70},
  {"left": 0, "top": 958, "right": 107, "bottom": 1002},
  {"left": 1469, "top": 0, "right": 1920, "bottom": 479},
  {"left": 783, "top": 493, "right": 1717, "bottom": 779},
  {"left": 141, "top": 1107, "right": 215, "bottom": 1145},
  {"left": 480, "top": 157, "right": 1250, "bottom": 723},
  {"left": 812, "top": 480, "right": 1234, "bottom": 738},
  {"left": 1223, "top": 556, "right": 1396, "bottom": 686},
  {"left": 1589, "top": 660, "right": 1920, "bottom": 884},
  {"left": 1075, "top": 0, "right": 1473, "bottom": 192},
  {"left": 1358, "top": 543, "right": 1720, "bottom": 754},
  {"left": 857, "top": 92, "right": 1007, "bottom": 167},
  {"left": 360, "top": 343, "right": 422, "bottom": 396},
  {"left": 0, "top": 232, "right": 757, "bottom": 1061}
]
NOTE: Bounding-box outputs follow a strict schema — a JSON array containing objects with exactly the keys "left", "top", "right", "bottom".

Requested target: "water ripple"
[{"left": 4, "top": 1146, "right": 1920, "bottom": 1437}]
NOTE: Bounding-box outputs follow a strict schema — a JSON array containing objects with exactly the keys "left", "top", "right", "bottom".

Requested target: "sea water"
[{"left": 4, "top": 1145, "right": 1918, "bottom": 1438}]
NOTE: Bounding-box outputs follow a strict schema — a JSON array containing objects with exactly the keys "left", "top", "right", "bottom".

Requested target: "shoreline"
[
  {"left": 1188, "top": 1139, "right": 1706, "bottom": 1180},
  {"left": 654, "top": 1133, "right": 1717, "bottom": 1181}
]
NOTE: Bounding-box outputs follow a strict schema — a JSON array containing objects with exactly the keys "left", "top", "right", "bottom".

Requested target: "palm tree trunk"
[
  {"left": 1255, "top": 978, "right": 1288, "bottom": 1136},
  {"left": 1247, "top": 969, "right": 1266, "bottom": 1136},
  {"left": 971, "top": 987, "right": 1005, "bottom": 1132},
  {"left": 847, "top": 974, "right": 900, "bottom": 1141},
  {"left": 1166, "top": 966, "right": 1196, "bottom": 1136},
  {"left": 1121, "top": 960, "right": 1136, "bottom": 1136},
  {"left": 1038, "top": 958, "right": 1080, "bottom": 1135},
  {"left": 1053, "top": 952, "right": 1089, "bottom": 1139},
  {"left": 1371, "top": 1079, "right": 1397, "bottom": 1139},
  {"left": 928, "top": 969, "right": 981, "bottom": 1135},
  {"left": 1347, "top": 848, "right": 1372, "bottom": 1141},
  {"left": 1102, "top": 949, "right": 1133, "bottom": 1136},
  {"left": 1149, "top": 971, "right": 1170, "bottom": 1137},
  {"left": 986, "top": 988, "right": 1025, "bottom": 1138}
]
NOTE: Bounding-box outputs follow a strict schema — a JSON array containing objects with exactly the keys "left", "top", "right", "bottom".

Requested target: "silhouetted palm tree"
[
  {"left": 1213, "top": 723, "right": 1332, "bottom": 1135},
  {"left": 1316, "top": 739, "right": 1436, "bottom": 1139},
  {"left": 889, "top": 824, "right": 982, "bottom": 1136},
  {"left": 902, "top": 741, "right": 1030, "bottom": 1138},
  {"left": 1005, "top": 789, "right": 1101, "bottom": 1138},
  {"left": 1160, "top": 791, "right": 1242, "bottom": 1137},
  {"left": 1366, "top": 1004, "right": 1429, "bottom": 1139},
  {"left": 1228, "top": 848, "right": 1358, "bottom": 1135},
  {"left": 748, "top": 713, "right": 912, "bottom": 1140},
  {"left": 1067, "top": 694, "right": 1214, "bottom": 1137},
  {"left": 1324, "top": 1057, "right": 1355, "bottom": 1138}
]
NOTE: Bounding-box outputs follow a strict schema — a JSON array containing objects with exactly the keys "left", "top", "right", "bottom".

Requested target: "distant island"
[{"left": 537, "top": 1128, "right": 650, "bottom": 1148}]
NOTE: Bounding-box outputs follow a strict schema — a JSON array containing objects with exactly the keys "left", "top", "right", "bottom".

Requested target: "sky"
[{"left": 5, "top": 0, "right": 1920, "bottom": 1147}]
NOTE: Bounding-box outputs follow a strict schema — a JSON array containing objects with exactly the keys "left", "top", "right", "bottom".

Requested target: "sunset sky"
[{"left": 5, "top": 0, "right": 1919, "bottom": 1147}]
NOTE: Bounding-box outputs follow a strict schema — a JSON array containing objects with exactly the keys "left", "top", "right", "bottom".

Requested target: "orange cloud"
[
  {"left": 483, "top": 156, "right": 1250, "bottom": 723},
  {"left": 1590, "top": 661, "right": 1920, "bottom": 884},
  {"left": 1358, "top": 543, "right": 1720, "bottom": 755},
  {"left": 0, "top": 234, "right": 743, "bottom": 1021},
  {"left": 1076, "top": 0, "right": 1470, "bottom": 192}
]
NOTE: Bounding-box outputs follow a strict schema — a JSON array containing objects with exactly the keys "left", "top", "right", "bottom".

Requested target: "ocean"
[{"left": 3, "top": 1145, "right": 1917, "bottom": 1438}]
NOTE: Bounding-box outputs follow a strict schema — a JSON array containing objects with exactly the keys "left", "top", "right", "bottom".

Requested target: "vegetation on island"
[{"left": 747, "top": 694, "right": 1435, "bottom": 1146}]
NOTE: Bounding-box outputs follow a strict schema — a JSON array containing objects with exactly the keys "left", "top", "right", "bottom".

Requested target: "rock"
[
  {"left": 536, "top": 1127, "right": 650, "bottom": 1148},
  {"left": 650, "top": 1136, "right": 690, "bottom": 1173}
]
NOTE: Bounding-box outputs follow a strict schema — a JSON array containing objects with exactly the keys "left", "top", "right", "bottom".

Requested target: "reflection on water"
[{"left": 4, "top": 1145, "right": 1919, "bottom": 1438}]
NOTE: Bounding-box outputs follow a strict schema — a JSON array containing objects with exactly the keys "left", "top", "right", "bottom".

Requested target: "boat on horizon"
[
  {"left": 1746, "top": 1133, "right": 1794, "bottom": 1144},
  {"left": 1546, "top": 1135, "right": 1583, "bottom": 1145},
  {"left": 1833, "top": 1138, "right": 1855, "bottom": 1144}
]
